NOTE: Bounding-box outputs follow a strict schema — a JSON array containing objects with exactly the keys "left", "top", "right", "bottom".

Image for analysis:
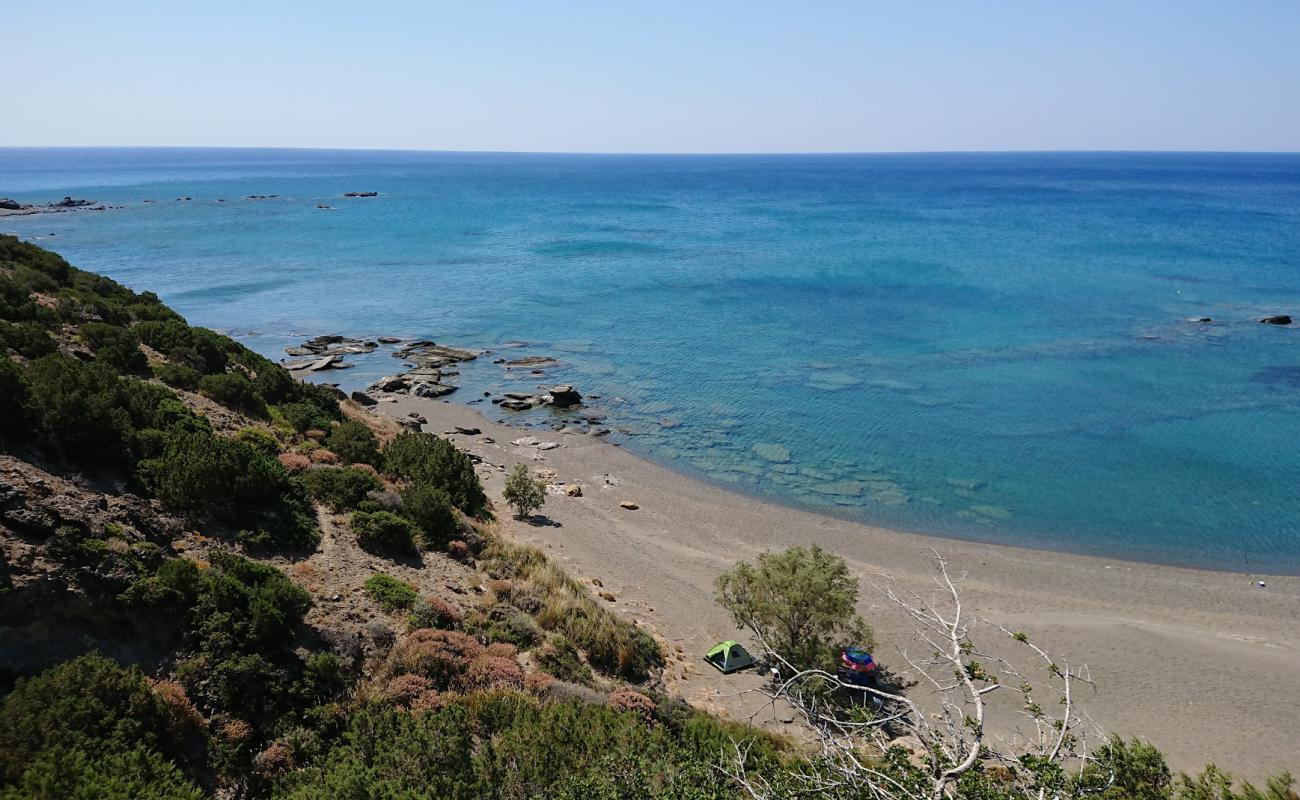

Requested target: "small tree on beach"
[
  {"left": 715, "top": 544, "right": 872, "bottom": 673},
  {"left": 503, "top": 463, "right": 546, "bottom": 519}
]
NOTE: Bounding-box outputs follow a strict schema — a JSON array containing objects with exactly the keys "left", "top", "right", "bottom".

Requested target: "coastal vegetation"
[
  {"left": 0, "top": 236, "right": 1293, "bottom": 798},
  {"left": 503, "top": 461, "right": 547, "bottom": 518}
]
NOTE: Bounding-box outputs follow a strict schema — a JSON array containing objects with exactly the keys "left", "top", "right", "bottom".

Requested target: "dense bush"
[
  {"left": 21, "top": 354, "right": 136, "bottom": 468},
  {"left": 191, "top": 551, "right": 313, "bottom": 655},
  {"left": 400, "top": 483, "right": 460, "bottom": 549},
  {"left": 325, "top": 420, "right": 380, "bottom": 466},
  {"left": 0, "top": 319, "right": 55, "bottom": 358},
  {"left": 272, "top": 692, "right": 770, "bottom": 800},
  {"left": 0, "top": 358, "right": 29, "bottom": 440},
  {"left": 138, "top": 430, "right": 317, "bottom": 549},
  {"left": 302, "top": 465, "right": 382, "bottom": 512},
  {"left": 0, "top": 744, "right": 204, "bottom": 800},
  {"left": 199, "top": 371, "right": 268, "bottom": 418},
  {"left": 153, "top": 362, "right": 202, "bottom": 390},
  {"left": 383, "top": 432, "right": 487, "bottom": 516},
  {"left": 278, "top": 401, "right": 334, "bottom": 433},
  {"left": 365, "top": 573, "right": 419, "bottom": 612},
  {"left": 352, "top": 510, "right": 419, "bottom": 555},
  {"left": 79, "top": 321, "right": 147, "bottom": 373},
  {"left": 0, "top": 654, "right": 181, "bottom": 785}
]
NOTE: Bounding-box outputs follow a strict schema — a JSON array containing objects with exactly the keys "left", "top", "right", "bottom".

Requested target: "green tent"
[{"left": 704, "top": 640, "right": 755, "bottom": 674}]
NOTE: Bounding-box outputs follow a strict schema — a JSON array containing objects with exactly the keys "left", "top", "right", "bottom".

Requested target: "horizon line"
[{"left": 2, "top": 145, "right": 1300, "bottom": 157}]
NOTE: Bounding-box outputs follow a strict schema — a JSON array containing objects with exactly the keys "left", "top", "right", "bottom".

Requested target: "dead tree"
[{"left": 721, "top": 551, "right": 1102, "bottom": 800}]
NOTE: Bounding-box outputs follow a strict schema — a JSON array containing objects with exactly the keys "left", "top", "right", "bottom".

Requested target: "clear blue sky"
[{"left": 8, "top": 1, "right": 1299, "bottom": 152}]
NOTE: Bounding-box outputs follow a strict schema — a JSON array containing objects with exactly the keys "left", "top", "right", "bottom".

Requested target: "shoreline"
[
  {"left": 314, "top": 335, "right": 1296, "bottom": 578},
  {"left": 368, "top": 392, "right": 1299, "bottom": 778}
]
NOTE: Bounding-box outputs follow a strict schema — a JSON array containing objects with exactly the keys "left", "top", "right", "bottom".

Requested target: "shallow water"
[{"left": 3, "top": 148, "right": 1298, "bottom": 572}]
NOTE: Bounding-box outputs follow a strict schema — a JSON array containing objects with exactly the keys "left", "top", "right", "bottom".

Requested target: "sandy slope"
[{"left": 378, "top": 395, "right": 1299, "bottom": 778}]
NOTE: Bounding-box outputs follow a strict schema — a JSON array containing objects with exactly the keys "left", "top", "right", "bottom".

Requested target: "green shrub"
[
  {"left": 351, "top": 510, "right": 418, "bottom": 555},
  {"left": 0, "top": 320, "right": 55, "bottom": 358},
  {"left": 279, "top": 401, "right": 335, "bottom": 434},
  {"left": 137, "top": 430, "right": 317, "bottom": 549},
  {"left": 365, "top": 573, "right": 419, "bottom": 612},
  {"left": 302, "top": 466, "right": 382, "bottom": 512},
  {"left": 235, "top": 426, "right": 282, "bottom": 459},
  {"left": 535, "top": 635, "right": 594, "bottom": 685},
  {"left": 79, "top": 321, "right": 147, "bottom": 373},
  {"left": 119, "top": 558, "right": 202, "bottom": 609},
  {"left": 0, "top": 654, "right": 179, "bottom": 784},
  {"left": 0, "top": 358, "right": 29, "bottom": 440},
  {"left": 503, "top": 462, "right": 547, "bottom": 518},
  {"left": 153, "top": 362, "right": 202, "bottom": 391},
  {"left": 192, "top": 550, "right": 313, "bottom": 655},
  {"left": 383, "top": 432, "right": 487, "bottom": 516},
  {"left": 23, "top": 354, "right": 135, "bottom": 469},
  {"left": 715, "top": 544, "right": 873, "bottom": 674},
  {"left": 399, "top": 483, "right": 460, "bottom": 549},
  {"left": 199, "top": 371, "right": 268, "bottom": 418},
  {"left": 325, "top": 420, "right": 380, "bottom": 466},
  {"left": 466, "top": 603, "right": 543, "bottom": 649},
  {"left": 0, "top": 744, "right": 203, "bottom": 800}
]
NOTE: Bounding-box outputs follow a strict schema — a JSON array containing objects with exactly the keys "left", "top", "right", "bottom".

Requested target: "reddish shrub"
[
  {"left": 148, "top": 678, "right": 204, "bottom": 733},
  {"left": 388, "top": 629, "right": 484, "bottom": 690},
  {"left": 484, "top": 641, "right": 519, "bottom": 660},
  {"left": 220, "top": 718, "right": 254, "bottom": 743},
  {"left": 461, "top": 655, "right": 525, "bottom": 692},
  {"left": 305, "top": 429, "right": 327, "bottom": 441},
  {"left": 310, "top": 448, "right": 340, "bottom": 464},
  {"left": 278, "top": 452, "right": 311, "bottom": 473},
  {"left": 607, "top": 688, "right": 657, "bottom": 722},
  {"left": 447, "top": 540, "right": 470, "bottom": 561},
  {"left": 487, "top": 578, "right": 514, "bottom": 599},
  {"left": 252, "top": 740, "right": 295, "bottom": 777},
  {"left": 409, "top": 689, "right": 446, "bottom": 714},
  {"left": 351, "top": 462, "right": 379, "bottom": 476},
  {"left": 384, "top": 673, "right": 435, "bottom": 707},
  {"left": 523, "top": 671, "right": 554, "bottom": 694},
  {"left": 410, "top": 596, "right": 462, "bottom": 630}
]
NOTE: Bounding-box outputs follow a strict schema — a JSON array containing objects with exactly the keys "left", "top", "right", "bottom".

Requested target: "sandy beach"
[{"left": 371, "top": 393, "right": 1299, "bottom": 779}]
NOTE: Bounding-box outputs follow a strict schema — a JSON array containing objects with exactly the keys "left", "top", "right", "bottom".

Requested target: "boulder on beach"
[
  {"left": 540, "top": 384, "right": 583, "bottom": 408},
  {"left": 500, "top": 399, "right": 533, "bottom": 411},
  {"left": 619, "top": 501, "right": 639, "bottom": 510},
  {"left": 454, "top": 426, "right": 481, "bottom": 435},
  {"left": 0, "top": 198, "right": 23, "bottom": 210},
  {"left": 411, "top": 381, "right": 457, "bottom": 398},
  {"left": 1260, "top": 315, "right": 1292, "bottom": 326},
  {"left": 370, "top": 375, "right": 411, "bottom": 393},
  {"left": 307, "top": 355, "right": 342, "bottom": 371},
  {"left": 350, "top": 391, "right": 378, "bottom": 406},
  {"left": 55, "top": 196, "right": 95, "bottom": 207}
]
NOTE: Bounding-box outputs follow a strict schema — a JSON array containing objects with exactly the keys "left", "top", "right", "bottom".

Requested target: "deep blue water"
[{"left": 3, "top": 148, "right": 1298, "bottom": 572}]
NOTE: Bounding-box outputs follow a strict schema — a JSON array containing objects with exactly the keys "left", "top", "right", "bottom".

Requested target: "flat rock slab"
[{"left": 751, "top": 442, "right": 791, "bottom": 463}]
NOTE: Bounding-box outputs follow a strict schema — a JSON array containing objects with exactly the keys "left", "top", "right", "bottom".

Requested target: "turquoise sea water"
[{"left": 3, "top": 148, "right": 1298, "bottom": 572}]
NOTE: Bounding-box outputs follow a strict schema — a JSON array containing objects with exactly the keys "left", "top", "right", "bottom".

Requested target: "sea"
[{"left": 2, "top": 148, "right": 1298, "bottom": 573}]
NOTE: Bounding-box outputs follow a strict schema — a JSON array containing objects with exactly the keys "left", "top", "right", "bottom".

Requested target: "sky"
[{"left": 6, "top": 1, "right": 1300, "bottom": 153}]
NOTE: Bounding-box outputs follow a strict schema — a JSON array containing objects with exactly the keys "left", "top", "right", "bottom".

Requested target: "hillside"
[{"left": 0, "top": 235, "right": 1292, "bottom": 800}]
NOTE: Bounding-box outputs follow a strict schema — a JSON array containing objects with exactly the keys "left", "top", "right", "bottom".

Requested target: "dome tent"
[{"left": 704, "top": 640, "right": 755, "bottom": 674}]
